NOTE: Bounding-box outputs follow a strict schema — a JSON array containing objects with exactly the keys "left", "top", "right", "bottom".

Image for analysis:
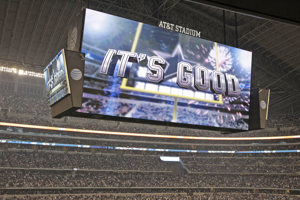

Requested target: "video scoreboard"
[
  {"left": 44, "top": 50, "right": 70, "bottom": 106},
  {"left": 44, "top": 8, "right": 261, "bottom": 131}
]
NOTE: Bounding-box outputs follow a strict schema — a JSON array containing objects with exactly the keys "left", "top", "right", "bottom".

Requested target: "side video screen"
[
  {"left": 44, "top": 50, "right": 70, "bottom": 106},
  {"left": 77, "top": 9, "right": 252, "bottom": 130}
]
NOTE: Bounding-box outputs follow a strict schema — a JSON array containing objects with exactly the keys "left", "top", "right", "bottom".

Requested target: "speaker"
[{"left": 249, "top": 88, "right": 270, "bottom": 130}]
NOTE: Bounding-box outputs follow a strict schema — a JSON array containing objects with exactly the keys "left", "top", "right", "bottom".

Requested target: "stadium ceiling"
[{"left": 0, "top": 0, "right": 299, "bottom": 115}]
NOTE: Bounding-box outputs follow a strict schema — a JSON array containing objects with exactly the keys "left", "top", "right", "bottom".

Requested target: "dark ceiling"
[{"left": 0, "top": 0, "right": 299, "bottom": 116}]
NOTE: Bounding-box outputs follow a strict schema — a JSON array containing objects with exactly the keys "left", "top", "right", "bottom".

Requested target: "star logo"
[{"left": 152, "top": 43, "right": 198, "bottom": 81}]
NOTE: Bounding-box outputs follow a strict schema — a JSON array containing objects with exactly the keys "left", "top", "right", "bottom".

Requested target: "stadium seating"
[{"left": 0, "top": 72, "right": 299, "bottom": 199}]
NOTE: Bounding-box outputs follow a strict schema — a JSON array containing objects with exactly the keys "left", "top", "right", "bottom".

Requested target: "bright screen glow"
[
  {"left": 77, "top": 9, "right": 252, "bottom": 130},
  {"left": 44, "top": 50, "right": 70, "bottom": 106}
]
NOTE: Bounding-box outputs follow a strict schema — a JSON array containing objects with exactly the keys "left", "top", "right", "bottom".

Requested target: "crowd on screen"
[
  {"left": 133, "top": 104, "right": 173, "bottom": 121},
  {"left": 78, "top": 96, "right": 134, "bottom": 117},
  {"left": 176, "top": 106, "right": 248, "bottom": 130}
]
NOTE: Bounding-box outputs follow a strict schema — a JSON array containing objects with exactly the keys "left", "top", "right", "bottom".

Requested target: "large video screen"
[
  {"left": 77, "top": 9, "right": 252, "bottom": 130},
  {"left": 44, "top": 50, "right": 70, "bottom": 106}
]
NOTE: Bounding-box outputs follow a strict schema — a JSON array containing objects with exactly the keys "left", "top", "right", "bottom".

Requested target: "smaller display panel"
[{"left": 44, "top": 50, "right": 70, "bottom": 106}]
